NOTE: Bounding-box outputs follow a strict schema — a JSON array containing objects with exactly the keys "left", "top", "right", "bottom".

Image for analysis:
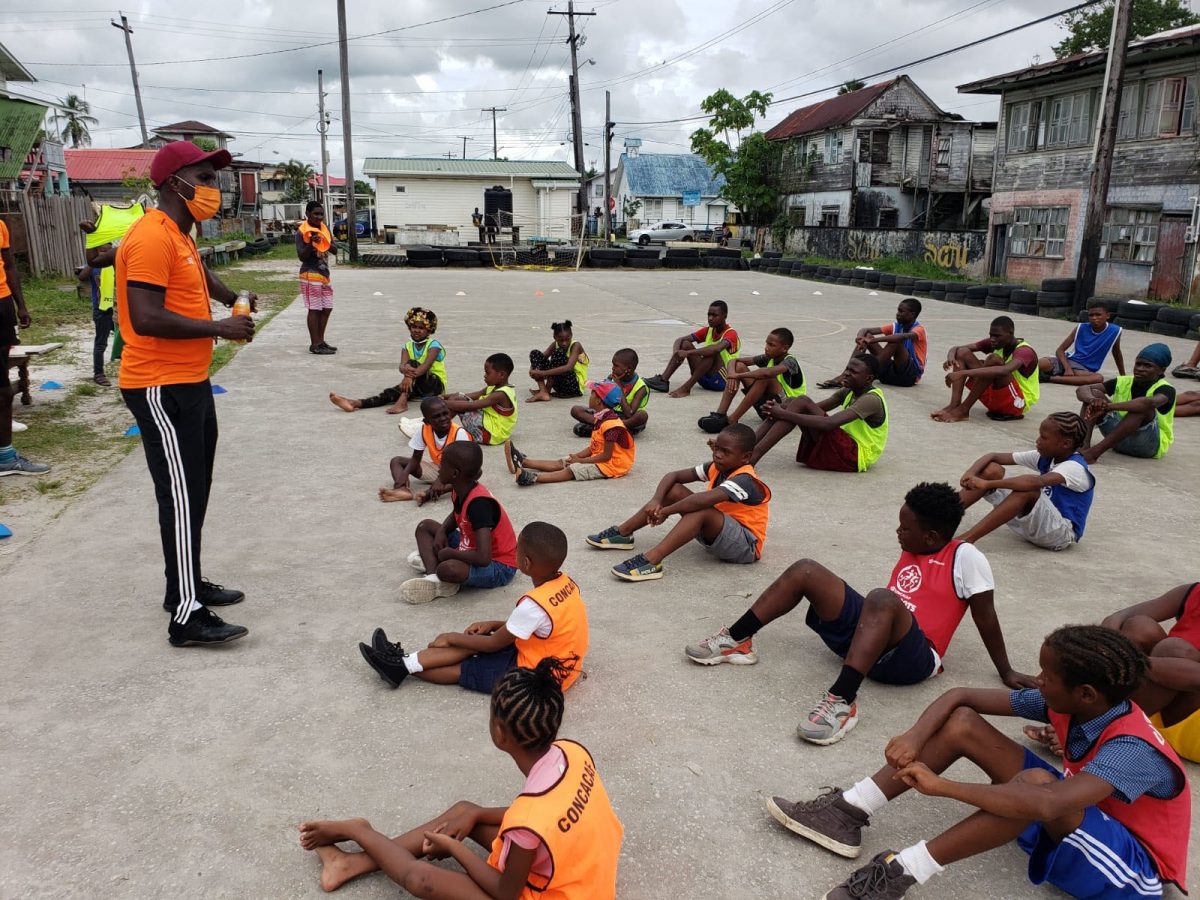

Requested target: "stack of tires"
[
  {"left": 848, "top": 269, "right": 866, "bottom": 287},
  {"left": 863, "top": 270, "right": 881, "bottom": 291},
  {"left": 911, "top": 280, "right": 932, "bottom": 298},
  {"left": 748, "top": 257, "right": 762, "bottom": 270},
  {"left": 588, "top": 248, "right": 625, "bottom": 269},
  {"left": 664, "top": 247, "right": 701, "bottom": 269},
  {"left": 944, "top": 282, "right": 967, "bottom": 304},
  {"left": 623, "top": 247, "right": 661, "bottom": 269},
  {"left": 443, "top": 248, "right": 482, "bottom": 268},
  {"left": 1189, "top": 312, "right": 1200, "bottom": 341},
  {"left": 894, "top": 275, "right": 915, "bottom": 295},
  {"left": 1148, "top": 304, "right": 1200, "bottom": 338},
  {"left": 928, "top": 281, "right": 946, "bottom": 301},
  {"left": 816, "top": 265, "right": 833, "bottom": 282},
  {"left": 984, "top": 284, "right": 1019, "bottom": 310},
  {"left": 964, "top": 285, "right": 989, "bottom": 307},
  {"left": 406, "top": 246, "right": 444, "bottom": 268},
  {"left": 760, "top": 255, "right": 780, "bottom": 274},
  {"left": 1115, "top": 300, "right": 1163, "bottom": 332},
  {"left": 799, "top": 263, "right": 819, "bottom": 277},
  {"left": 1008, "top": 288, "right": 1038, "bottom": 316},
  {"left": 363, "top": 252, "right": 408, "bottom": 267},
  {"left": 703, "top": 247, "right": 741, "bottom": 270},
  {"left": 1035, "top": 278, "right": 1075, "bottom": 319},
  {"left": 878, "top": 272, "right": 898, "bottom": 293}
]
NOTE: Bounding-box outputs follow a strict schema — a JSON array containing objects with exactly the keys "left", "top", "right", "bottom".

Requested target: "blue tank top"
[
  {"left": 1038, "top": 452, "right": 1095, "bottom": 541},
  {"left": 1066, "top": 322, "right": 1120, "bottom": 372},
  {"left": 893, "top": 320, "right": 924, "bottom": 376}
]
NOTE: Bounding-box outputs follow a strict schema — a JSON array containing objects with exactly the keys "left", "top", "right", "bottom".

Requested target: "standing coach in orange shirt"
[{"left": 117, "top": 141, "right": 255, "bottom": 647}]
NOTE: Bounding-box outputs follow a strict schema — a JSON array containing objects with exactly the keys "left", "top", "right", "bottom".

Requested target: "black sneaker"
[
  {"left": 371, "top": 627, "right": 405, "bottom": 658},
  {"left": 167, "top": 607, "right": 249, "bottom": 647},
  {"left": 698, "top": 412, "right": 729, "bottom": 434},
  {"left": 359, "top": 642, "right": 408, "bottom": 688},
  {"left": 573, "top": 422, "right": 592, "bottom": 438},
  {"left": 310, "top": 344, "right": 336, "bottom": 355},
  {"left": 199, "top": 579, "right": 245, "bottom": 606},
  {"left": 515, "top": 468, "right": 539, "bottom": 487},
  {"left": 320, "top": 342, "right": 338, "bottom": 353},
  {"left": 824, "top": 851, "right": 915, "bottom": 899},
  {"left": 766, "top": 787, "right": 870, "bottom": 858},
  {"left": 645, "top": 374, "right": 670, "bottom": 393}
]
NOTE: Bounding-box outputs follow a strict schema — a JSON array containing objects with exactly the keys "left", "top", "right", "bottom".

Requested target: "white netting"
[{"left": 476, "top": 211, "right": 587, "bottom": 270}]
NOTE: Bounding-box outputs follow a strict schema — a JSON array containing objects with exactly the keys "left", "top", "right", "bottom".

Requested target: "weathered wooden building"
[
  {"left": 958, "top": 26, "right": 1200, "bottom": 301},
  {"left": 765, "top": 75, "right": 994, "bottom": 230}
]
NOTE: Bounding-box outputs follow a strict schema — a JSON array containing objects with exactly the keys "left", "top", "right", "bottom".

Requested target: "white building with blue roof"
[{"left": 613, "top": 139, "right": 736, "bottom": 230}]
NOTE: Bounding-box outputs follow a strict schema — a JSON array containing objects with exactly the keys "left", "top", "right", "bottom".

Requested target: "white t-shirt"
[
  {"left": 505, "top": 597, "right": 553, "bottom": 639},
  {"left": 950, "top": 542, "right": 995, "bottom": 599},
  {"left": 408, "top": 426, "right": 472, "bottom": 454},
  {"left": 1011, "top": 449, "right": 1091, "bottom": 493}
]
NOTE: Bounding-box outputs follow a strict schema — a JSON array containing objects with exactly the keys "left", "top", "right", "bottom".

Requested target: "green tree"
[
  {"left": 690, "top": 89, "right": 780, "bottom": 226},
  {"left": 191, "top": 137, "right": 218, "bottom": 152},
  {"left": 281, "top": 158, "right": 315, "bottom": 202},
  {"left": 1054, "top": 0, "right": 1199, "bottom": 57},
  {"left": 838, "top": 79, "right": 867, "bottom": 95},
  {"left": 58, "top": 94, "right": 98, "bottom": 148}
]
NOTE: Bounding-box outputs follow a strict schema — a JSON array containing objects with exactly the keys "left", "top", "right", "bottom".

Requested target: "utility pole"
[
  {"left": 603, "top": 90, "right": 613, "bottom": 243},
  {"left": 317, "top": 69, "right": 330, "bottom": 205},
  {"left": 111, "top": 12, "right": 149, "bottom": 148},
  {"left": 1075, "top": 0, "right": 1133, "bottom": 314},
  {"left": 480, "top": 106, "right": 507, "bottom": 160},
  {"left": 336, "top": 0, "right": 358, "bottom": 260},
  {"left": 458, "top": 136, "right": 471, "bottom": 159},
  {"left": 549, "top": 1, "right": 595, "bottom": 221}
]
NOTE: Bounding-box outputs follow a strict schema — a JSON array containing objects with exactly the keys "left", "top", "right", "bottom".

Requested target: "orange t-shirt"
[
  {"left": 116, "top": 209, "right": 214, "bottom": 389},
  {"left": 0, "top": 219, "right": 11, "bottom": 297}
]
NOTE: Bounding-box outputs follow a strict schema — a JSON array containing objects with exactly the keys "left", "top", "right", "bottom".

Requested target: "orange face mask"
[{"left": 175, "top": 177, "right": 222, "bottom": 221}]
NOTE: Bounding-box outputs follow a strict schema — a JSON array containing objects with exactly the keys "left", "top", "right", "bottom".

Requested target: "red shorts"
[
  {"left": 300, "top": 279, "right": 334, "bottom": 310},
  {"left": 797, "top": 426, "right": 859, "bottom": 473},
  {"left": 976, "top": 380, "right": 1027, "bottom": 418}
]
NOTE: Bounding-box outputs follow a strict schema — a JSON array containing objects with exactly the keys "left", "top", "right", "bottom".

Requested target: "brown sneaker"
[
  {"left": 766, "top": 787, "right": 869, "bottom": 858},
  {"left": 824, "top": 851, "right": 915, "bottom": 899}
]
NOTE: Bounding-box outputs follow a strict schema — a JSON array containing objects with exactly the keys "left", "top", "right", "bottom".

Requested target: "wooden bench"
[{"left": 6, "top": 343, "right": 65, "bottom": 406}]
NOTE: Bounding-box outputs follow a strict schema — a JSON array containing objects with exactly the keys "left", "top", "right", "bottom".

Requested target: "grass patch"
[
  {"left": 18, "top": 275, "right": 91, "bottom": 344},
  {"left": 207, "top": 267, "right": 296, "bottom": 375},
  {"left": 800, "top": 254, "right": 989, "bottom": 283}
]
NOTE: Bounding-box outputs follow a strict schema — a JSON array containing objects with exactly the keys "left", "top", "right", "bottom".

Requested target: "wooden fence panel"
[{"left": 16, "top": 194, "right": 93, "bottom": 277}]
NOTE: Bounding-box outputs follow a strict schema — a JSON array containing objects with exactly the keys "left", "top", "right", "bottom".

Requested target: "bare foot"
[
  {"left": 668, "top": 387, "right": 692, "bottom": 398},
  {"left": 329, "top": 392, "right": 359, "bottom": 413},
  {"left": 385, "top": 402, "right": 408, "bottom": 415},
  {"left": 314, "top": 845, "right": 361, "bottom": 893},
  {"left": 300, "top": 819, "right": 349, "bottom": 850},
  {"left": 930, "top": 407, "right": 968, "bottom": 423},
  {"left": 379, "top": 486, "right": 414, "bottom": 502},
  {"left": 526, "top": 391, "right": 551, "bottom": 403}
]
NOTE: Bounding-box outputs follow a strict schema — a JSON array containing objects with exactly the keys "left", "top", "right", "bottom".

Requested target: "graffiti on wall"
[
  {"left": 923, "top": 238, "right": 970, "bottom": 271},
  {"left": 783, "top": 227, "right": 986, "bottom": 274}
]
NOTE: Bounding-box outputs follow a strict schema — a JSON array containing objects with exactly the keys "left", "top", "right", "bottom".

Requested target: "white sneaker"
[
  {"left": 398, "top": 417, "right": 421, "bottom": 439},
  {"left": 401, "top": 577, "right": 461, "bottom": 605},
  {"left": 407, "top": 550, "right": 427, "bottom": 573},
  {"left": 11, "top": 421, "right": 27, "bottom": 433}
]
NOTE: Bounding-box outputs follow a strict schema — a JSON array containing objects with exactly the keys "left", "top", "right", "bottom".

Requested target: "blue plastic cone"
[
  {"left": 124, "top": 424, "right": 141, "bottom": 437},
  {"left": 0, "top": 523, "right": 12, "bottom": 539},
  {"left": 211, "top": 384, "right": 227, "bottom": 395},
  {"left": 40, "top": 380, "right": 64, "bottom": 390}
]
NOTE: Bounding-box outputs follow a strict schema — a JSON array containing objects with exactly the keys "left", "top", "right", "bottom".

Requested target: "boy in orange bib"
[
  {"left": 361, "top": 522, "right": 589, "bottom": 695},
  {"left": 380, "top": 396, "right": 473, "bottom": 503},
  {"left": 300, "top": 658, "right": 623, "bottom": 897}
]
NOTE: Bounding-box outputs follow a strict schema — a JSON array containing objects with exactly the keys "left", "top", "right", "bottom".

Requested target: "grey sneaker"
[
  {"left": 515, "top": 468, "right": 539, "bottom": 487},
  {"left": 824, "top": 852, "right": 915, "bottom": 899},
  {"left": 766, "top": 787, "right": 869, "bottom": 858},
  {"left": 586, "top": 525, "right": 634, "bottom": 550},
  {"left": 0, "top": 453, "right": 50, "bottom": 477},
  {"left": 401, "top": 577, "right": 461, "bottom": 605},
  {"left": 798, "top": 691, "right": 860, "bottom": 745},
  {"left": 684, "top": 628, "right": 758, "bottom": 665}
]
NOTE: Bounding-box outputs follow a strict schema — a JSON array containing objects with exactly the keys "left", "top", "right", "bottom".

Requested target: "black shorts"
[
  {"left": 0, "top": 294, "right": 18, "bottom": 349},
  {"left": 458, "top": 645, "right": 518, "bottom": 694},
  {"left": 805, "top": 582, "right": 938, "bottom": 685},
  {"left": 879, "top": 356, "right": 920, "bottom": 387}
]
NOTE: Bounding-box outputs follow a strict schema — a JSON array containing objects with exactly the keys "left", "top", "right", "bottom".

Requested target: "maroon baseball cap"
[{"left": 150, "top": 140, "right": 233, "bottom": 188}]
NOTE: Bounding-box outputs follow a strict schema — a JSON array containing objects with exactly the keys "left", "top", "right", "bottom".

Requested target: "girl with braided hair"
[
  {"left": 299, "top": 656, "right": 623, "bottom": 898},
  {"left": 957, "top": 411, "right": 1095, "bottom": 551},
  {"left": 767, "top": 624, "right": 1190, "bottom": 900},
  {"left": 527, "top": 320, "right": 588, "bottom": 402},
  {"left": 329, "top": 307, "right": 446, "bottom": 414}
]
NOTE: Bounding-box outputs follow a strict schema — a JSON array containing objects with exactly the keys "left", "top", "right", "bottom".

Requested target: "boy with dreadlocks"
[
  {"left": 956, "top": 412, "right": 1095, "bottom": 552},
  {"left": 300, "top": 657, "right": 623, "bottom": 896},
  {"left": 767, "top": 625, "right": 1191, "bottom": 900},
  {"left": 329, "top": 307, "right": 446, "bottom": 414},
  {"left": 361, "top": 522, "right": 588, "bottom": 693}
]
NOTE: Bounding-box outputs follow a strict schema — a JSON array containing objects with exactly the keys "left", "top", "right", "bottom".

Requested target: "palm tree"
[
  {"left": 837, "top": 79, "right": 867, "bottom": 95},
  {"left": 59, "top": 94, "right": 99, "bottom": 147},
  {"left": 282, "top": 158, "right": 316, "bottom": 202}
]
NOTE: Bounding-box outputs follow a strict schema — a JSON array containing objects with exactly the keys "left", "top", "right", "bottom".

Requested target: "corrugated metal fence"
[{"left": 0, "top": 192, "right": 93, "bottom": 277}]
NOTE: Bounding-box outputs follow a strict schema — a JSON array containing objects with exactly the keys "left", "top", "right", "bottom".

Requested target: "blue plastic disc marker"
[
  {"left": 0, "top": 523, "right": 12, "bottom": 539},
  {"left": 40, "top": 380, "right": 64, "bottom": 390},
  {"left": 124, "top": 424, "right": 141, "bottom": 436},
  {"left": 211, "top": 384, "right": 227, "bottom": 395}
]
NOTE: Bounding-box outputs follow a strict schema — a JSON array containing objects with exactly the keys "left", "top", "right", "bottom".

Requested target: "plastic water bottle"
[{"left": 231, "top": 290, "right": 252, "bottom": 343}]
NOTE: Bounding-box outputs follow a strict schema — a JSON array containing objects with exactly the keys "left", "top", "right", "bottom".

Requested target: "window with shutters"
[
  {"left": 1006, "top": 101, "right": 1042, "bottom": 153},
  {"left": 858, "top": 130, "right": 890, "bottom": 164},
  {"left": 1045, "top": 92, "right": 1093, "bottom": 147},
  {"left": 1100, "top": 207, "right": 1158, "bottom": 263},
  {"left": 820, "top": 205, "right": 840, "bottom": 227},
  {"left": 1139, "top": 80, "right": 1164, "bottom": 137},
  {"left": 1117, "top": 83, "right": 1140, "bottom": 140},
  {"left": 1009, "top": 206, "right": 1068, "bottom": 259},
  {"left": 641, "top": 198, "right": 663, "bottom": 221},
  {"left": 935, "top": 136, "right": 951, "bottom": 166},
  {"left": 824, "top": 132, "right": 844, "bottom": 164}
]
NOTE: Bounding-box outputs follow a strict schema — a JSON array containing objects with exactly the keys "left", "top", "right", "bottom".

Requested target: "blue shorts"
[
  {"left": 446, "top": 530, "right": 518, "bottom": 589},
  {"left": 698, "top": 371, "right": 726, "bottom": 391},
  {"left": 805, "top": 583, "right": 938, "bottom": 685},
  {"left": 1017, "top": 751, "right": 1163, "bottom": 898},
  {"left": 1098, "top": 413, "right": 1161, "bottom": 459},
  {"left": 458, "top": 645, "right": 518, "bottom": 694},
  {"left": 879, "top": 355, "right": 921, "bottom": 387}
]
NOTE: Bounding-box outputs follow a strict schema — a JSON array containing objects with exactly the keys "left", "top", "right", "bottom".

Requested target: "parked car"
[
  {"left": 333, "top": 209, "right": 376, "bottom": 240},
  {"left": 629, "top": 221, "right": 694, "bottom": 245}
]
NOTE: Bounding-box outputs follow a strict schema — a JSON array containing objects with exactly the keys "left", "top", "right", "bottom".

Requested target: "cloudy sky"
[{"left": 0, "top": 0, "right": 1151, "bottom": 178}]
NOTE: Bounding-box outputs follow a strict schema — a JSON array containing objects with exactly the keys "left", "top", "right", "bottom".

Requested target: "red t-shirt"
[
  {"left": 1167, "top": 583, "right": 1200, "bottom": 647},
  {"left": 691, "top": 324, "right": 739, "bottom": 354}
]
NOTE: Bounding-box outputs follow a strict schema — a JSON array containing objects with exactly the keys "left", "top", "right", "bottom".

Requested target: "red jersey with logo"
[
  {"left": 453, "top": 483, "right": 517, "bottom": 568},
  {"left": 1167, "top": 582, "right": 1200, "bottom": 648},
  {"left": 887, "top": 540, "right": 970, "bottom": 658},
  {"left": 1048, "top": 704, "right": 1191, "bottom": 891}
]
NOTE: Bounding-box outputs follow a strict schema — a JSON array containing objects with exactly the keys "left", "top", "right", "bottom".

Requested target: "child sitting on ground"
[
  {"left": 698, "top": 327, "right": 805, "bottom": 433},
  {"left": 1076, "top": 342, "right": 1176, "bottom": 463},
  {"left": 380, "top": 396, "right": 473, "bottom": 503},
  {"left": 750, "top": 353, "right": 887, "bottom": 473},
  {"left": 586, "top": 423, "right": 769, "bottom": 582},
  {"left": 956, "top": 411, "right": 1094, "bottom": 552},
  {"left": 329, "top": 307, "right": 445, "bottom": 414},
  {"left": 299, "top": 658, "right": 623, "bottom": 896},
  {"left": 932, "top": 316, "right": 1039, "bottom": 422},
  {"left": 527, "top": 320, "right": 588, "bottom": 402},
  {"left": 570, "top": 347, "right": 649, "bottom": 437},
  {"left": 1038, "top": 301, "right": 1124, "bottom": 385},
  {"left": 644, "top": 301, "right": 739, "bottom": 398},
  {"left": 444, "top": 352, "right": 518, "bottom": 445},
  {"left": 359, "top": 522, "right": 587, "bottom": 693},
  {"left": 401, "top": 442, "right": 517, "bottom": 604},
  {"left": 508, "top": 382, "right": 635, "bottom": 487},
  {"left": 819, "top": 298, "right": 927, "bottom": 389},
  {"left": 686, "top": 482, "right": 1030, "bottom": 745},
  {"left": 766, "top": 625, "right": 1190, "bottom": 900}
]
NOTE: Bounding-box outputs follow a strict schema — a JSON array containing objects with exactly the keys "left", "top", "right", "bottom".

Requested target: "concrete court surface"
[{"left": 1, "top": 264, "right": 1197, "bottom": 900}]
